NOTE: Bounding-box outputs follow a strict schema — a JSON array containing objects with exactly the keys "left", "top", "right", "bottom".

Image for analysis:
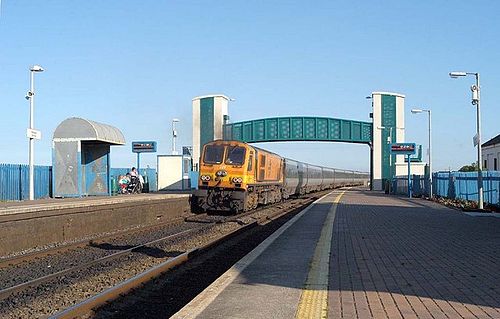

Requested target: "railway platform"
[
  {"left": 0, "top": 193, "right": 189, "bottom": 216},
  {"left": 173, "top": 188, "right": 500, "bottom": 319},
  {"left": 0, "top": 193, "right": 190, "bottom": 256}
]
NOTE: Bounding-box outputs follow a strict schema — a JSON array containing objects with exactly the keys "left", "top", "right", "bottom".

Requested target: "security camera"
[{"left": 25, "top": 91, "right": 34, "bottom": 100}]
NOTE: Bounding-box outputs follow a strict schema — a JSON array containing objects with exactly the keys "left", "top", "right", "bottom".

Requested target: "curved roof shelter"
[{"left": 53, "top": 117, "right": 125, "bottom": 145}]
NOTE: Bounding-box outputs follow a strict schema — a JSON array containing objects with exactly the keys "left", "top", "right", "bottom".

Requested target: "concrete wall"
[
  {"left": 395, "top": 162, "right": 426, "bottom": 176},
  {"left": 157, "top": 155, "right": 187, "bottom": 190},
  {"left": 192, "top": 98, "right": 201, "bottom": 170},
  {"left": 0, "top": 196, "right": 190, "bottom": 256}
]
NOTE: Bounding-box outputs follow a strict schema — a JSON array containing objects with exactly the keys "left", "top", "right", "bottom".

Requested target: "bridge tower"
[
  {"left": 192, "top": 94, "right": 230, "bottom": 170},
  {"left": 371, "top": 92, "right": 406, "bottom": 191}
]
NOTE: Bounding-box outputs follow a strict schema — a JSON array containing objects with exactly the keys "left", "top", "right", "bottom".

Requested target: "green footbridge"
[{"left": 223, "top": 116, "right": 372, "bottom": 144}]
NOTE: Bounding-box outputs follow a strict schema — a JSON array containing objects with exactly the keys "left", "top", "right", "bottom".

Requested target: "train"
[{"left": 191, "top": 140, "right": 369, "bottom": 213}]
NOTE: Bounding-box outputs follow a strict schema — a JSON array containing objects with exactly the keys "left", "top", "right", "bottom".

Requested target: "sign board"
[
  {"left": 132, "top": 141, "right": 157, "bottom": 153},
  {"left": 473, "top": 134, "right": 479, "bottom": 147},
  {"left": 390, "top": 143, "right": 416, "bottom": 155},
  {"left": 26, "top": 128, "right": 41, "bottom": 140}
]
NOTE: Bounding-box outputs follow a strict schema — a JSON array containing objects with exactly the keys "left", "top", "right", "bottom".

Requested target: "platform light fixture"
[
  {"left": 449, "top": 71, "right": 467, "bottom": 78},
  {"left": 411, "top": 108, "right": 432, "bottom": 198},
  {"left": 449, "top": 71, "right": 483, "bottom": 209},
  {"left": 172, "top": 118, "right": 180, "bottom": 155},
  {"left": 27, "top": 64, "right": 44, "bottom": 200}
]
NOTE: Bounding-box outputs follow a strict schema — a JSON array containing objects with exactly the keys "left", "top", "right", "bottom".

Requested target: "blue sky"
[{"left": 1, "top": 1, "right": 499, "bottom": 172}]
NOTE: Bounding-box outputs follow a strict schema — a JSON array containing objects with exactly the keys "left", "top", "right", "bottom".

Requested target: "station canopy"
[{"left": 53, "top": 117, "right": 125, "bottom": 145}]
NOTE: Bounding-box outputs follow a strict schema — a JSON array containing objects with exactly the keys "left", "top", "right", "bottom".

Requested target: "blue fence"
[
  {"left": 434, "top": 171, "right": 500, "bottom": 205},
  {"left": 0, "top": 164, "right": 157, "bottom": 201},
  {"left": 0, "top": 164, "right": 52, "bottom": 201},
  {"left": 393, "top": 171, "right": 500, "bottom": 206}
]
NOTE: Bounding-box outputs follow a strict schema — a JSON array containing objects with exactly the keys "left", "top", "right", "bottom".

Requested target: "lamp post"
[
  {"left": 411, "top": 108, "right": 432, "bottom": 198},
  {"left": 26, "top": 65, "right": 44, "bottom": 200},
  {"left": 449, "top": 71, "right": 483, "bottom": 209},
  {"left": 172, "top": 118, "right": 180, "bottom": 155}
]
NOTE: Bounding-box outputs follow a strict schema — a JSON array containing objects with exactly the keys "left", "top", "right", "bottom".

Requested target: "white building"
[
  {"left": 192, "top": 94, "right": 230, "bottom": 171},
  {"left": 482, "top": 134, "right": 500, "bottom": 171}
]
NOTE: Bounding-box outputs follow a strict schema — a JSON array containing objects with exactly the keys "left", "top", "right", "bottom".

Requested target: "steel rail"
[
  {"left": 185, "top": 196, "right": 308, "bottom": 224},
  {"left": 51, "top": 221, "right": 259, "bottom": 319},
  {"left": 50, "top": 194, "right": 324, "bottom": 319},
  {"left": 0, "top": 226, "right": 204, "bottom": 301},
  {"left": 0, "top": 216, "right": 186, "bottom": 269}
]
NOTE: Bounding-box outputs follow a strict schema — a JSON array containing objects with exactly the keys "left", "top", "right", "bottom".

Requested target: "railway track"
[
  {"left": 0, "top": 216, "right": 187, "bottom": 269},
  {"left": 53, "top": 194, "right": 324, "bottom": 319},
  {"left": 0, "top": 227, "right": 202, "bottom": 302},
  {"left": 0, "top": 192, "right": 325, "bottom": 318}
]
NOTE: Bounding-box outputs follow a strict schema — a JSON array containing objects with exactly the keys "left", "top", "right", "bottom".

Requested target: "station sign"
[
  {"left": 132, "top": 141, "right": 157, "bottom": 153},
  {"left": 390, "top": 143, "right": 416, "bottom": 155},
  {"left": 26, "top": 128, "right": 41, "bottom": 140}
]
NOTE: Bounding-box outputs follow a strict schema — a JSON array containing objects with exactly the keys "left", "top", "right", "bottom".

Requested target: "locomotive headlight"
[
  {"left": 200, "top": 175, "right": 211, "bottom": 181},
  {"left": 232, "top": 177, "right": 243, "bottom": 183}
]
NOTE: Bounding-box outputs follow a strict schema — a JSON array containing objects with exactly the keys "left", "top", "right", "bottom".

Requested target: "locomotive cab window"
[
  {"left": 247, "top": 153, "right": 253, "bottom": 171},
  {"left": 203, "top": 145, "right": 225, "bottom": 164},
  {"left": 225, "top": 146, "right": 246, "bottom": 165}
]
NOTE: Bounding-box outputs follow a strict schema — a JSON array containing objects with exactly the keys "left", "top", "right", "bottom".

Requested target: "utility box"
[
  {"left": 52, "top": 117, "right": 125, "bottom": 197},
  {"left": 157, "top": 155, "right": 191, "bottom": 191}
]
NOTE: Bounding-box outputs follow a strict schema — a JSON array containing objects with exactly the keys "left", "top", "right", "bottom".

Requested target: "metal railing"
[{"left": 0, "top": 165, "right": 157, "bottom": 201}]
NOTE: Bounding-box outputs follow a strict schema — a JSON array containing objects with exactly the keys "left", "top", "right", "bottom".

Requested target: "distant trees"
[{"left": 459, "top": 162, "right": 478, "bottom": 172}]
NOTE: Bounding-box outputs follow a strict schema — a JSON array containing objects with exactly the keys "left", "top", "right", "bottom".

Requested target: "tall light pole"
[
  {"left": 172, "top": 118, "right": 180, "bottom": 155},
  {"left": 449, "top": 71, "right": 483, "bottom": 209},
  {"left": 411, "top": 108, "right": 432, "bottom": 198},
  {"left": 26, "top": 65, "right": 44, "bottom": 200}
]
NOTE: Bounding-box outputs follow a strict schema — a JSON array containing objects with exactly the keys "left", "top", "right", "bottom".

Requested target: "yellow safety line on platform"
[{"left": 295, "top": 190, "right": 345, "bottom": 319}]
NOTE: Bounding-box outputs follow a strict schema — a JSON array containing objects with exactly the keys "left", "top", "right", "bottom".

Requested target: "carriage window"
[
  {"left": 203, "top": 145, "right": 225, "bottom": 164},
  {"left": 226, "top": 146, "right": 246, "bottom": 165}
]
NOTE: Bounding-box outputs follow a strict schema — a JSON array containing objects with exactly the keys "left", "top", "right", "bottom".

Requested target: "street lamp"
[
  {"left": 411, "top": 108, "right": 432, "bottom": 198},
  {"left": 449, "top": 71, "right": 483, "bottom": 209},
  {"left": 172, "top": 118, "right": 180, "bottom": 155},
  {"left": 26, "top": 65, "right": 44, "bottom": 200}
]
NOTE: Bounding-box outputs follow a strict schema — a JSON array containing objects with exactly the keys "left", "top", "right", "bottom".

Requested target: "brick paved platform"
[
  {"left": 330, "top": 189, "right": 500, "bottom": 319},
  {"left": 174, "top": 189, "right": 500, "bottom": 319}
]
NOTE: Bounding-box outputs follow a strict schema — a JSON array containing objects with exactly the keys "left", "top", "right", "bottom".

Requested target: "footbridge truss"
[{"left": 223, "top": 116, "right": 372, "bottom": 144}]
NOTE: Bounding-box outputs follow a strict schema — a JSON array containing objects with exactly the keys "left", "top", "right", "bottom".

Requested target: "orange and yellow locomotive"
[
  {"left": 192, "top": 140, "right": 369, "bottom": 213},
  {"left": 192, "top": 140, "right": 284, "bottom": 212}
]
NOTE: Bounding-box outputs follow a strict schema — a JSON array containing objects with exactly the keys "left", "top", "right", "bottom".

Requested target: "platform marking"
[
  {"left": 295, "top": 190, "right": 345, "bottom": 319},
  {"left": 171, "top": 192, "right": 333, "bottom": 319}
]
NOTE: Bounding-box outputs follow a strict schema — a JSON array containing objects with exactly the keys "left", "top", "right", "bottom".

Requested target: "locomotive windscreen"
[
  {"left": 203, "top": 145, "right": 225, "bottom": 164},
  {"left": 226, "top": 146, "right": 246, "bottom": 165}
]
